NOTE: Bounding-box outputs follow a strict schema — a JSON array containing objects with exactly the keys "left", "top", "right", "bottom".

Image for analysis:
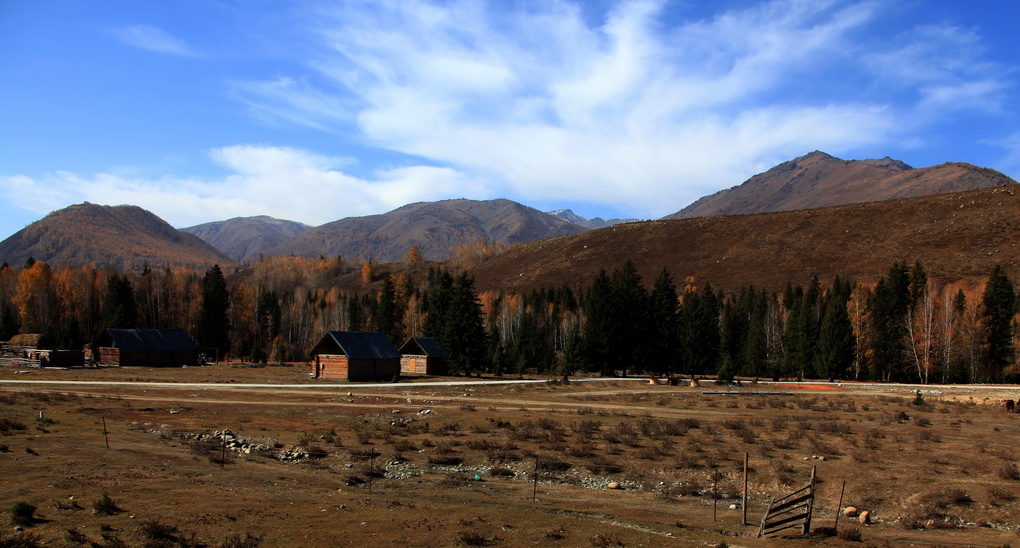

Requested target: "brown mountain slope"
[
  {"left": 666, "top": 151, "right": 1016, "bottom": 219},
  {"left": 471, "top": 186, "right": 1020, "bottom": 293},
  {"left": 268, "top": 198, "right": 587, "bottom": 262},
  {"left": 0, "top": 202, "right": 232, "bottom": 270},
  {"left": 181, "top": 216, "right": 312, "bottom": 261}
]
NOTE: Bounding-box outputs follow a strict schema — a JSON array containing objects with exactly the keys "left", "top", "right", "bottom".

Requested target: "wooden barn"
[
  {"left": 93, "top": 329, "right": 200, "bottom": 367},
  {"left": 399, "top": 337, "right": 447, "bottom": 376},
  {"left": 310, "top": 331, "right": 401, "bottom": 381}
]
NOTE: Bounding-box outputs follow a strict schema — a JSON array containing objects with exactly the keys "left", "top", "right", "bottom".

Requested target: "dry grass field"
[{"left": 2, "top": 364, "right": 1020, "bottom": 547}]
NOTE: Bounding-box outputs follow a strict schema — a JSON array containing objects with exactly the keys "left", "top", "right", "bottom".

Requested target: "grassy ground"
[{"left": 2, "top": 364, "right": 1020, "bottom": 547}]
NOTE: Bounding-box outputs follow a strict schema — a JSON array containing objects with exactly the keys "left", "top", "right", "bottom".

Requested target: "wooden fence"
[{"left": 758, "top": 466, "right": 816, "bottom": 538}]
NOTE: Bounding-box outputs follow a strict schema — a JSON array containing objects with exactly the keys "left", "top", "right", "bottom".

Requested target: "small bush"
[
  {"left": 837, "top": 526, "right": 862, "bottom": 541},
  {"left": 458, "top": 530, "right": 494, "bottom": 546},
  {"left": 9, "top": 502, "right": 36, "bottom": 525},
  {"left": 138, "top": 518, "right": 178, "bottom": 542},
  {"left": 429, "top": 455, "right": 464, "bottom": 466},
  {"left": 0, "top": 417, "right": 27, "bottom": 433},
  {"left": 93, "top": 493, "right": 121, "bottom": 515},
  {"left": 998, "top": 463, "right": 1020, "bottom": 481},
  {"left": 219, "top": 532, "right": 263, "bottom": 548},
  {"left": 488, "top": 467, "right": 515, "bottom": 478}
]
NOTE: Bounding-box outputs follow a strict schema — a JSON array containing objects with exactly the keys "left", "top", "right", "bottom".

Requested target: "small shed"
[
  {"left": 93, "top": 329, "right": 200, "bottom": 367},
  {"left": 399, "top": 337, "right": 447, "bottom": 376},
  {"left": 310, "top": 331, "right": 401, "bottom": 381}
]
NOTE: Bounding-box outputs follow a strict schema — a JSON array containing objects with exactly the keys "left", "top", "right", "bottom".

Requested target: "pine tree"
[
  {"left": 609, "top": 260, "right": 649, "bottom": 376},
  {"left": 814, "top": 294, "right": 855, "bottom": 381},
  {"left": 447, "top": 271, "right": 487, "bottom": 375},
  {"left": 375, "top": 275, "right": 399, "bottom": 342},
  {"left": 678, "top": 284, "right": 720, "bottom": 376},
  {"left": 101, "top": 274, "right": 136, "bottom": 330},
  {"left": 582, "top": 269, "right": 615, "bottom": 376},
  {"left": 649, "top": 268, "right": 680, "bottom": 375},
  {"left": 982, "top": 264, "right": 1017, "bottom": 382},
  {"left": 869, "top": 262, "right": 910, "bottom": 381},
  {"left": 198, "top": 264, "right": 230, "bottom": 358}
]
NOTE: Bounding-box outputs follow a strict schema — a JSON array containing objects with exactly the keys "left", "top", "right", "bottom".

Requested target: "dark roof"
[
  {"left": 98, "top": 329, "right": 199, "bottom": 353},
  {"left": 312, "top": 331, "right": 401, "bottom": 359},
  {"left": 399, "top": 337, "right": 445, "bottom": 358}
]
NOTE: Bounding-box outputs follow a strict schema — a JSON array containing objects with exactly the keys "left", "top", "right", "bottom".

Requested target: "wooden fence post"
[{"left": 742, "top": 452, "right": 749, "bottom": 526}]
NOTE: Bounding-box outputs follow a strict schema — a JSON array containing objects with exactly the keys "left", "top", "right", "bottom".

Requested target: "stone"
[
  {"left": 607, "top": 482, "right": 621, "bottom": 490},
  {"left": 844, "top": 506, "right": 858, "bottom": 517},
  {"left": 859, "top": 511, "right": 871, "bottom": 525}
]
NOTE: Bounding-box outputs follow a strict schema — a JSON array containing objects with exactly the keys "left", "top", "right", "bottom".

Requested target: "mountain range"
[
  {"left": 666, "top": 150, "right": 1014, "bottom": 218},
  {"left": 0, "top": 151, "right": 1015, "bottom": 279},
  {"left": 181, "top": 216, "right": 312, "bottom": 261}
]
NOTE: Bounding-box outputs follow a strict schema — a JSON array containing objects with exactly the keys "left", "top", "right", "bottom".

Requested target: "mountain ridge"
[
  {"left": 0, "top": 202, "right": 231, "bottom": 270},
  {"left": 665, "top": 151, "right": 1016, "bottom": 219}
]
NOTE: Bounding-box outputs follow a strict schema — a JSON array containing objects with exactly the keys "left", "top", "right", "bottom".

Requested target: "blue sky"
[{"left": 2, "top": 0, "right": 1019, "bottom": 240}]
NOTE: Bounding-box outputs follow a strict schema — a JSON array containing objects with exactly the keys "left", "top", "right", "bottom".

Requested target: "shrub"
[
  {"left": 457, "top": 530, "right": 494, "bottom": 546},
  {"left": 998, "top": 463, "right": 1020, "bottom": 481},
  {"left": 219, "top": 533, "right": 263, "bottom": 548},
  {"left": 92, "top": 493, "right": 121, "bottom": 515},
  {"left": 9, "top": 502, "right": 36, "bottom": 525},
  {"left": 488, "top": 467, "right": 515, "bottom": 478},
  {"left": 428, "top": 455, "right": 464, "bottom": 466},
  {"left": 138, "top": 518, "right": 178, "bottom": 542},
  {"left": 837, "top": 526, "right": 862, "bottom": 541},
  {"left": 0, "top": 417, "right": 27, "bottom": 433}
]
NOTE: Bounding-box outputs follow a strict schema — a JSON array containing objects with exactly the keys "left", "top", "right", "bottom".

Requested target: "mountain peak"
[{"left": 665, "top": 152, "right": 1014, "bottom": 219}]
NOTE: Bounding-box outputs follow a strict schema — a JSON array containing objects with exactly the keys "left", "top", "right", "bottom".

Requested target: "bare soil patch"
[{"left": 2, "top": 364, "right": 1020, "bottom": 546}]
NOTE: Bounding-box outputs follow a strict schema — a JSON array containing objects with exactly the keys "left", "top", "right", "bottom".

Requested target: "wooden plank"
[
  {"left": 763, "top": 519, "right": 811, "bottom": 537},
  {"left": 767, "top": 492, "right": 813, "bottom": 515}
]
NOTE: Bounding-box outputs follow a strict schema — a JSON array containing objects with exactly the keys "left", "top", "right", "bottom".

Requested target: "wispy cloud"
[
  {"left": 0, "top": 146, "right": 487, "bottom": 228},
  {"left": 4, "top": 1, "right": 1013, "bottom": 228},
  {"left": 222, "top": 0, "right": 1009, "bottom": 217},
  {"left": 112, "top": 24, "right": 198, "bottom": 56}
]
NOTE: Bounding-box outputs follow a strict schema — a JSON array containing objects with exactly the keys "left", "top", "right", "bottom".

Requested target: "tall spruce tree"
[
  {"left": 814, "top": 291, "right": 855, "bottom": 381},
  {"left": 982, "top": 264, "right": 1017, "bottom": 382},
  {"left": 649, "top": 268, "right": 680, "bottom": 375},
  {"left": 582, "top": 269, "right": 615, "bottom": 376},
  {"left": 198, "top": 264, "right": 230, "bottom": 358},
  {"left": 869, "top": 262, "right": 910, "bottom": 381},
  {"left": 610, "top": 260, "right": 649, "bottom": 376},
  {"left": 101, "top": 274, "right": 137, "bottom": 330},
  {"left": 678, "top": 284, "right": 720, "bottom": 376},
  {"left": 447, "top": 271, "right": 487, "bottom": 375}
]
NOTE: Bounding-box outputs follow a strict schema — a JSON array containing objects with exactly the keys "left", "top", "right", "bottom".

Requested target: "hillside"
[
  {"left": 471, "top": 186, "right": 1020, "bottom": 293},
  {"left": 666, "top": 151, "right": 1016, "bottom": 219},
  {"left": 0, "top": 202, "right": 232, "bottom": 270},
  {"left": 181, "top": 216, "right": 311, "bottom": 261},
  {"left": 268, "top": 198, "right": 587, "bottom": 262}
]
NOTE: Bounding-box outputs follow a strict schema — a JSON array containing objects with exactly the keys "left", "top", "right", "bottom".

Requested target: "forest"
[{"left": 0, "top": 254, "right": 1017, "bottom": 384}]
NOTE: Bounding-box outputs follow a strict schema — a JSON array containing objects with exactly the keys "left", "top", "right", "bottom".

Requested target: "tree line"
[{"left": 1, "top": 255, "right": 1016, "bottom": 383}]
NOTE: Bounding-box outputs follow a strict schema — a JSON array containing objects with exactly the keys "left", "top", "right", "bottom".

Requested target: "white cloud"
[
  {"left": 231, "top": 0, "right": 988, "bottom": 217},
  {"left": 0, "top": 146, "right": 488, "bottom": 228},
  {"left": 112, "top": 24, "right": 198, "bottom": 56},
  {"left": 7, "top": 1, "right": 1010, "bottom": 228}
]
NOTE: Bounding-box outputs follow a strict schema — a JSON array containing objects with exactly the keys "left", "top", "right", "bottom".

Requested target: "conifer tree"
[
  {"left": 198, "top": 264, "right": 230, "bottom": 357},
  {"left": 982, "top": 264, "right": 1017, "bottom": 382},
  {"left": 101, "top": 274, "right": 136, "bottom": 330},
  {"left": 649, "top": 268, "right": 680, "bottom": 375},
  {"left": 582, "top": 269, "right": 615, "bottom": 376},
  {"left": 814, "top": 293, "right": 855, "bottom": 381}
]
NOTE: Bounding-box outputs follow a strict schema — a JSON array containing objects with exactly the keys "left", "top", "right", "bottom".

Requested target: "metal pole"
[
  {"left": 533, "top": 457, "right": 539, "bottom": 503},
  {"left": 102, "top": 414, "right": 109, "bottom": 449},
  {"left": 713, "top": 472, "right": 718, "bottom": 521},
  {"left": 834, "top": 480, "right": 846, "bottom": 531},
  {"left": 369, "top": 456, "right": 375, "bottom": 494},
  {"left": 221, "top": 437, "right": 226, "bottom": 469},
  {"left": 742, "top": 453, "right": 749, "bottom": 526}
]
